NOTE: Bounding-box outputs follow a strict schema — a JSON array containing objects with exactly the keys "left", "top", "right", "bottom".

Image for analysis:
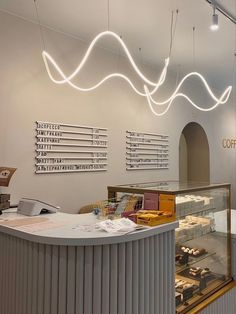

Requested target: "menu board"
[
  {"left": 35, "top": 121, "right": 108, "bottom": 173},
  {"left": 126, "top": 130, "right": 169, "bottom": 170}
]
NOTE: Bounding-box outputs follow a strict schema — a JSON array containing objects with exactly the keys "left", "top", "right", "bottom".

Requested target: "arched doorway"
[{"left": 179, "top": 122, "right": 210, "bottom": 183}]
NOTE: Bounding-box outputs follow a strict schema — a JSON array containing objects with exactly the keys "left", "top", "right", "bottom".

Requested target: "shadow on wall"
[{"left": 179, "top": 122, "right": 210, "bottom": 183}]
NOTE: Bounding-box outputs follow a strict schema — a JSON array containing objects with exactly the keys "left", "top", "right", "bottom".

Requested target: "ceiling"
[{"left": 0, "top": 0, "right": 235, "bottom": 88}]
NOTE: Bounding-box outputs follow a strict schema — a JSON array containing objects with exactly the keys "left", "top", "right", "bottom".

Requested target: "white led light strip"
[
  {"left": 144, "top": 72, "right": 232, "bottom": 116},
  {"left": 42, "top": 30, "right": 232, "bottom": 115},
  {"left": 42, "top": 31, "right": 169, "bottom": 97}
]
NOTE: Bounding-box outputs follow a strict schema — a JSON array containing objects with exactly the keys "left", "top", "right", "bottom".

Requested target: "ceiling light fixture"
[
  {"left": 144, "top": 72, "right": 232, "bottom": 116},
  {"left": 210, "top": 1, "right": 219, "bottom": 31},
  {"left": 205, "top": 0, "right": 236, "bottom": 25},
  {"left": 34, "top": 0, "right": 232, "bottom": 115},
  {"left": 144, "top": 25, "right": 232, "bottom": 116},
  {"left": 42, "top": 30, "right": 231, "bottom": 114},
  {"left": 42, "top": 31, "right": 169, "bottom": 96}
]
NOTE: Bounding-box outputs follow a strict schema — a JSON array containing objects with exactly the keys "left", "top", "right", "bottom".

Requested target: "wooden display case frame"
[{"left": 107, "top": 181, "right": 232, "bottom": 313}]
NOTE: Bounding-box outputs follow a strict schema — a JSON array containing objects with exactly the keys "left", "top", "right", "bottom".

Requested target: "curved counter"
[
  {"left": 0, "top": 211, "right": 178, "bottom": 246},
  {"left": 0, "top": 211, "right": 178, "bottom": 314}
]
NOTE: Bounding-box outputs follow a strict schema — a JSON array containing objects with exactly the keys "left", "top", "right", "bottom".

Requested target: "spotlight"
[
  {"left": 211, "top": 13, "right": 219, "bottom": 30},
  {"left": 210, "top": 2, "right": 219, "bottom": 31}
]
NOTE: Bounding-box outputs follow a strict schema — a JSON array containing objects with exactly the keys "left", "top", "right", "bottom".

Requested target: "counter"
[
  {"left": 0, "top": 211, "right": 177, "bottom": 246},
  {"left": 0, "top": 211, "right": 178, "bottom": 314}
]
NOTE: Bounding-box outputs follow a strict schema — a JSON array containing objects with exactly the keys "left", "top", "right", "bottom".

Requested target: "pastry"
[
  {"left": 176, "top": 252, "right": 189, "bottom": 265},
  {"left": 175, "top": 292, "right": 182, "bottom": 306},
  {"left": 192, "top": 248, "right": 206, "bottom": 256},
  {"left": 175, "top": 254, "right": 181, "bottom": 262},
  {"left": 175, "top": 280, "right": 185, "bottom": 288},
  {"left": 189, "top": 267, "right": 202, "bottom": 277},
  {"left": 201, "top": 268, "right": 211, "bottom": 276},
  {"left": 180, "top": 245, "right": 206, "bottom": 257}
]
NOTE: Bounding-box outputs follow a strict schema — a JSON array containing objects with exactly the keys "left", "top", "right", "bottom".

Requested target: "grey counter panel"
[{"left": 0, "top": 228, "right": 176, "bottom": 314}]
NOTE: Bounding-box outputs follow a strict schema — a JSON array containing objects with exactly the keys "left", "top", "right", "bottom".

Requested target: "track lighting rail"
[{"left": 205, "top": 0, "right": 236, "bottom": 25}]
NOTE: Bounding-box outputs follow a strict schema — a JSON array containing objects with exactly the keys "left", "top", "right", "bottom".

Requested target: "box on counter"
[
  {"left": 0, "top": 201, "right": 10, "bottom": 210},
  {"left": 136, "top": 210, "right": 175, "bottom": 227},
  {"left": 143, "top": 192, "right": 159, "bottom": 210},
  {"left": 159, "top": 193, "right": 176, "bottom": 218},
  {"left": 121, "top": 210, "right": 137, "bottom": 223},
  {"left": 0, "top": 194, "right": 10, "bottom": 203}
]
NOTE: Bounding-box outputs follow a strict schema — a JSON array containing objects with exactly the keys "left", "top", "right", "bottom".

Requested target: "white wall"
[{"left": 0, "top": 12, "right": 235, "bottom": 212}]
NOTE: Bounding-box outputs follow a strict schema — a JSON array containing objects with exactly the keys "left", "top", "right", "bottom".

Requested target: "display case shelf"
[
  {"left": 177, "top": 207, "right": 216, "bottom": 219},
  {"left": 175, "top": 275, "right": 231, "bottom": 314},
  {"left": 176, "top": 251, "right": 216, "bottom": 274}
]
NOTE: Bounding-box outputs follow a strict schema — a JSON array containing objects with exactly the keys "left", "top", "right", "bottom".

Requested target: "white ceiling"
[{"left": 0, "top": 0, "right": 235, "bottom": 87}]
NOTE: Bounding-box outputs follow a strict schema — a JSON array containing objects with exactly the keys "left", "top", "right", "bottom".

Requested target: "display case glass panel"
[{"left": 175, "top": 186, "right": 231, "bottom": 313}]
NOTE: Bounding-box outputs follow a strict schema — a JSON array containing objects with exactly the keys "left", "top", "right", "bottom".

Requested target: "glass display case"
[{"left": 107, "top": 181, "right": 232, "bottom": 313}]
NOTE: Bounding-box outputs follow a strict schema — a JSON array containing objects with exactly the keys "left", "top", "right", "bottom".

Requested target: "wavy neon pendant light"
[
  {"left": 42, "top": 31, "right": 169, "bottom": 97},
  {"left": 144, "top": 72, "right": 232, "bottom": 116},
  {"left": 42, "top": 30, "right": 232, "bottom": 115}
]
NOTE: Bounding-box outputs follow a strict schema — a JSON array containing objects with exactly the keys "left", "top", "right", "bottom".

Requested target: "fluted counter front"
[{"left": 0, "top": 211, "right": 178, "bottom": 314}]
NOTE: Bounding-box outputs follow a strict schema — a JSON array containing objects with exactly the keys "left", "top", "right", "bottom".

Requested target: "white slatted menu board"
[
  {"left": 35, "top": 121, "right": 108, "bottom": 173},
  {"left": 126, "top": 130, "right": 169, "bottom": 170}
]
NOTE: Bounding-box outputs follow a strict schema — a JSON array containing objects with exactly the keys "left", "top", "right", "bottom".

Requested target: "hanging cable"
[
  {"left": 192, "top": 26, "right": 196, "bottom": 69},
  {"left": 168, "top": 11, "right": 174, "bottom": 57},
  {"left": 168, "top": 9, "right": 179, "bottom": 58},
  {"left": 172, "top": 9, "right": 179, "bottom": 50},
  {"left": 33, "top": 0, "right": 46, "bottom": 50},
  {"left": 139, "top": 47, "right": 143, "bottom": 68},
  {"left": 107, "top": 0, "right": 110, "bottom": 31}
]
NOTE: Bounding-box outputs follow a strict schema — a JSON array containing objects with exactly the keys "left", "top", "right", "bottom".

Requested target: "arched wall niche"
[{"left": 179, "top": 122, "right": 210, "bottom": 183}]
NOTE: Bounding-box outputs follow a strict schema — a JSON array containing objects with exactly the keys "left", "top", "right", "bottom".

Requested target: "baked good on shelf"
[
  {"left": 201, "top": 268, "right": 211, "bottom": 277},
  {"left": 189, "top": 267, "right": 202, "bottom": 277},
  {"left": 193, "top": 248, "right": 206, "bottom": 256},
  {"left": 175, "top": 292, "right": 182, "bottom": 306},
  {"left": 180, "top": 245, "right": 206, "bottom": 257},
  {"left": 175, "top": 254, "right": 182, "bottom": 262},
  {"left": 188, "top": 266, "right": 212, "bottom": 279},
  {"left": 175, "top": 215, "right": 215, "bottom": 242}
]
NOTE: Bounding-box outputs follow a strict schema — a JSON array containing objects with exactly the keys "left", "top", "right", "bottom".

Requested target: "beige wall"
[{"left": 0, "top": 11, "right": 235, "bottom": 211}]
